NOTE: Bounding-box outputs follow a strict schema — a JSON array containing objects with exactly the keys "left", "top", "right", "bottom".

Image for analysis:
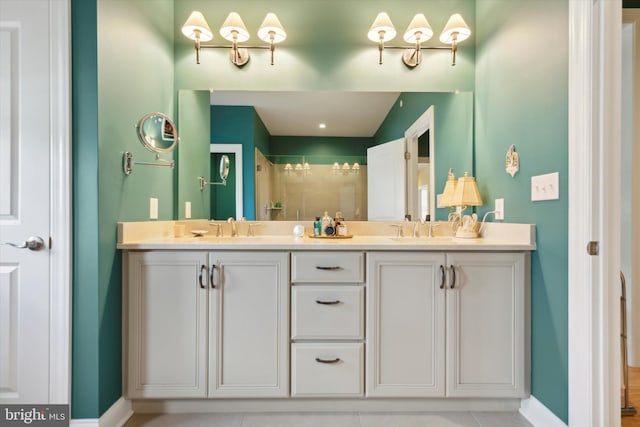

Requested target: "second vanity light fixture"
[
  {"left": 182, "top": 11, "right": 287, "bottom": 67},
  {"left": 368, "top": 12, "right": 471, "bottom": 67}
]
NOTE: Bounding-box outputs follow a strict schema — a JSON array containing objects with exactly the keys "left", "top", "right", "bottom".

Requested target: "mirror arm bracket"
[
  {"left": 123, "top": 151, "right": 175, "bottom": 176},
  {"left": 198, "top": 176, "right": 227, "bottom": 191}
]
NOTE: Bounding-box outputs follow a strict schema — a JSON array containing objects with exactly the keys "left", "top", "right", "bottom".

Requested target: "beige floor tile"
[
  {"left": 471, "top": 411, "right": 534, "bottom": 427},
  {"left": 124, "top": 413, "right": 243, "bottom": 427},
  {"left": 240, "top": 413, "right": 361, "bottom": 427},
  {"left": 358, "top": 412, "right": 480, "bottom": 427}
]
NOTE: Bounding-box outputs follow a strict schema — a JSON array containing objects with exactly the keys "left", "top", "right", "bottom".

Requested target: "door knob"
[{"left": 2, "top": 236, "right": 46, "bottom": 251}]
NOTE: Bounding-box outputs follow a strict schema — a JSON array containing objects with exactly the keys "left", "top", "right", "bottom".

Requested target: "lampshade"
[
  {"left": 368, "top": 12, "right": 397, "bottom": 42},
  {"left": 450, "top": 172, "right": 483, "bottom": 207},
  {"left": 440, "top": 169, "right": 458, "bottom": 207},
  {"left": 439, "top": 13, "right": 471, "bottom": 44},
  {"left": 258, "top": 13, "right": 287, "bottom": 43},
  {"left": 220, "top": 12, "right": 250, "bottom": 42},
  {"left": 403, "top": 13, "right": 433, "bottom": 44},
  {"left": 182, "top": 11, "right": 213, "bottom": 42}
]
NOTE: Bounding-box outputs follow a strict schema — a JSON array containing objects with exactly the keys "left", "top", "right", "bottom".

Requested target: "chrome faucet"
[
  {"left": 390, "top": 224, "right": 404, "bottom": 238},
  {"left": 427, "top": 222, "right": 441, "bottom": 238},
  {"left": 413, "top": 220, "right": 425, "bottom": 238},
  {"left": 227, "top": 217, "right": 238, "bottom": 237}
]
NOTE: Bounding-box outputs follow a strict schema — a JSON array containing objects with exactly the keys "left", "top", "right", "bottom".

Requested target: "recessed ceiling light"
[{"left": 319, "top": 123, "right": 326, "bottom": 129}]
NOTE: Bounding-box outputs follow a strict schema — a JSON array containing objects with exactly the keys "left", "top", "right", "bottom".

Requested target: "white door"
[
  {"left": 367, "top": 138, "right": 406, "bottom": 221},
  {"left": 366, "top": 251, "right": 446, "bottom": 397},
  {"left": 209, "top": 251, "right": 289, "bottom": 397},
  {"left": 126, "top": 251, "right": 208, "bottom": 399},
  {"left": 0, "top": 0, "right": 53, "bottom": 404}
]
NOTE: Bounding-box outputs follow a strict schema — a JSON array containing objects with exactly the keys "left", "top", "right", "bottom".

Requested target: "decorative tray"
[{"left": 307, "top": 234, "right": 353, "bottom": 239}]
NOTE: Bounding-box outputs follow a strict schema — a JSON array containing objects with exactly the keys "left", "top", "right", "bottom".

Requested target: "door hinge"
[
  {"left": 587, "top": 241, "right": 599, "bottom": 256},
  {"left": 404, "top": 151, "right": 411, "bottom": 160}
]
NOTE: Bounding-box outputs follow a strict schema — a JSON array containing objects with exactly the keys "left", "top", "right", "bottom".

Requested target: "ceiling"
[{"left": 210, "top": 91, "right": 400, "bottom": 137}]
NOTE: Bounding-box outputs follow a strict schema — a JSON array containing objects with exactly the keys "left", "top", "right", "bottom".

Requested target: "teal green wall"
[
  {"left": 374, "top": 92, "right": 474, "bottom": 221},
  {"left": 72, "top": 0, "right": 176, "bottom": 418},
  {"left": 210, "top": 105, "right": 260, "bottom": 219},
  {"left": 211, "top": 153, "right": 237, "bottom": 219},
  {"left": 474, "top": 0, "right": 568, "bottom": 422},
  {"left": 269, "top": 136, "right": 373, "bottom": 164},
  {"left": 178, "top": 90, "right": 211, "bottom": 220},
  {"left": 71, "top": 0, "right": 99, "bottom": 418}
]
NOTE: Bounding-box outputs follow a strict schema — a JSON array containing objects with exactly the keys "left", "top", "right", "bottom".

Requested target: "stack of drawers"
[{"left": 290, "top": 251, "right": 365, "bottom": 397}]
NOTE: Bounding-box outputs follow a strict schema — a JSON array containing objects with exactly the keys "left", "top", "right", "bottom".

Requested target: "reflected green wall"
[
  {"left": 474, "top": 0, "right": 568, "bottom": 422},
  {"left": 374, "top": 92, "right": 474, "bottom": 221},
  {"left": 178, "top": 90, "right": 211, "bottom": 220},
  {"left": 211, "top": 153, "right": 237, "bottom": 219}
]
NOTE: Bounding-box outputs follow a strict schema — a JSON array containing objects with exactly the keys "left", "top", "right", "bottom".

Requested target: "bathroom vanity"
[{"left": 118, "top": 220, "right": 534, "bottom": 412}]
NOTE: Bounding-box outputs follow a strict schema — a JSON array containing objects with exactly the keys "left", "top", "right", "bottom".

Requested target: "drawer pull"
[
  {"left": 449, "top": 265, "right": 456, "bottom": 289},
  {"left": 439, "top": 265, "right": 445, "bottom": 289},
  {"left": 315, "top": 357, "right": 341, "bottom": 364},
  {"left": 315, "top": 299, "right": 341, "bottom": 305},
  {"left": 315, "top": 266, "right": 343, "bottom": 271}
]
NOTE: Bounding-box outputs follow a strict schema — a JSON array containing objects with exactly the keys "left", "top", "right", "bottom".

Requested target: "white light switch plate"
[
  {"left": 531, "top": 172, "right": 559, "bottom": 201},
  {"left": 495, "top": 198, "right": 504, "bottom": 220},
  {"left": 150, "top": 197, "right": 158, "bottom": 219}
]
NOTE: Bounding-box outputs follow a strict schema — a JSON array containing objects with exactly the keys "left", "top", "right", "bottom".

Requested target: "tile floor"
[{"left": 124, "top": 411, "right": 534, "bottom": 427}]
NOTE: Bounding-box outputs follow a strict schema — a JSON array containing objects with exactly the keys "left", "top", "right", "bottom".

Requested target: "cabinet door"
[
  {"left": 209, "top": 251, "right": 289, "bottom": 397},
  {"left": 445, "top": 252, "right": 528, "bottom": 398},
  {"left": 366, "top": 252, "right": 446, "bottom": 397},
  {"left": 126, "top": 251, "right": 208, "bottom": 398}
]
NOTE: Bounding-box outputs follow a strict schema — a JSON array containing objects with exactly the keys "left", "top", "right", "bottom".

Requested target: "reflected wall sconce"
[
  {"left": 182, "top": 11, "right": 287, "bottom": 67},
  {"left": 368, "top": 12, "right": 471, "bottom": 67},
  {"left": 284, "top": 162, "right": 311, "bottom": 175},
  {"left": 333, "top": 162, "right": 360, "bottom": 175}
]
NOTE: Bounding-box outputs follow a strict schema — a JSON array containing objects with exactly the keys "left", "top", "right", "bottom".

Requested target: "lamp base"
[
  {"left": 229, "top": 48, "right": 250, "bottom": 67},
  {"left": 455, "top": 229, "right": 479, "bottom": 239},
  {"left": 402, "top": 48, "right": 420, "bottom": 68}
]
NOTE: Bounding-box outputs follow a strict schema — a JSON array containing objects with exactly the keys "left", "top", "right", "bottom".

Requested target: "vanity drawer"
[
  {"left": 291, "top": 252, "right": 364, "bottom": 283},
  {"left": 292, "top": 286, "right": 364, "bottom": 340},
  {"left": 291, "top": 343, "right": 364, "bottom": 397}
]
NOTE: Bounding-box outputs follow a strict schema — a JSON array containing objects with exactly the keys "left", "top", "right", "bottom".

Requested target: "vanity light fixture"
[
  {"left": 182, "top": 11, "right": 287, "bottom": 67},
  {"left": 332, "top": 162, "right": 360, "bottom": 175},
  {"left": 368, "top": 12, "right": 471, "bottom": 67}
]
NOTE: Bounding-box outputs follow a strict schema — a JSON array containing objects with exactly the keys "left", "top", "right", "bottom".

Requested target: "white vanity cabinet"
[
  {"left": 125, "top": 250, "right": 289, "bottom": 399},
  {"left": 290, "top": 252, "right": 365, "bottom": 397},
  {"left": 366, "top": 251, "right": 528, "bottom": 399}
]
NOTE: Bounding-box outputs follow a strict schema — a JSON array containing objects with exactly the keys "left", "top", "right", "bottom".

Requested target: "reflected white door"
[
  {"left": 367, "top": 138, "right": 406, "bottom": 221},
  {"left": 0, "top": 0, "right": 51, "bottom": 403}
]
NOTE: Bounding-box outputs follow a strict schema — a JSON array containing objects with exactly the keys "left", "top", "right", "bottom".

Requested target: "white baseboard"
[
  {"left": 70, "top": 397, "right": 133, "bottom": 427},
  {"left": 520, "top": 396, "right": 567, "bottom": 427}
]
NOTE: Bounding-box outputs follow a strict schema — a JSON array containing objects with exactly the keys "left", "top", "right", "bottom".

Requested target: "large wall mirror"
[{"left": 177, "top": 90, "right": 473, "bottom": 222}]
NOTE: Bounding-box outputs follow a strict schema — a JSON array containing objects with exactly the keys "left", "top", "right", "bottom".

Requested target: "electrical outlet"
[
  {"left": 185, "top": 201, "right": 192, "bottom": 219},
  {"left": 495, "top": 198, "right": 504, "bottom": 220},
  {"left": 149, "top": 197, "right": 158, "bottom": 219},
  {"left": 531, "top": 172, "right": 560, "bottom": 201}
]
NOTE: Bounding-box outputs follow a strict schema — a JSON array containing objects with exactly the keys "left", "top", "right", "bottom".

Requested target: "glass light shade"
[
  {"left": 352, "top": 162, "right": 360, "bottom": 170},
  {"left": 294, "top": 163, "right": 303, "bottom": 171},
  {"left": 439, "top": 13, "right": 471, "bottom": 44},
  {"left": 284, "top": 163, "right": 293, "bottom": 171},
  {"left": 220, "top": 12, "right": 250, "bottom": 42},
  {"left": 450, "top": 172, "right": 483, "bottom": 207},
  {"left": 403, "top": 13, "right": 433, "bottom": 43},
  {"left": 440, "top": 170, "right": 458, "bottom": 207},
  {"left": 303, "top": 162, "right": 311, "bottom": 170},
  {"left": 258, "top": 13, "right": 287, "bottom": 43},
  {"left": 182, "top": 11, "right": 213, "bottom": 42},
  {"left": 342, "top": 162, "right": 351, "bottom": 170},
  {"left": 332, "top": 162, "right": 340, "bottom": 170},
  {"left": 368, "top": 12, "right": 397, "bottom": 42}
]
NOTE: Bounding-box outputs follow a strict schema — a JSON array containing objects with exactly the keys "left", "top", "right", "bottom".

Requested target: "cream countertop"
[{"left": 117, "top": 220, "right": 535, "bottom": 251}]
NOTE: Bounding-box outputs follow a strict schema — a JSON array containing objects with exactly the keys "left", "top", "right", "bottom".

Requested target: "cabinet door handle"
[
  {"left": 315, "top": 299, "right": 341, "bottom": 305},
  {"left": 449, "top": 265, "right": 456, "bottom": 289},
  {"left": 315, "top": 357, "right": 341, "bottom": 364},
  {"left": 315, "top": 266, "right": 342, "bottom": 271},
  {"left": 210, "top": 264, "right": 219, "bottom": 289},
  {"left": 439, "top": 265, "right": 445, "bottom": 289},
  {"left": 199, "top": 265, "right": 207, "bottom": 289}
]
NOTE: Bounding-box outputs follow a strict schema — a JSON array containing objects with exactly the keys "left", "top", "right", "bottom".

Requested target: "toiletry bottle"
[
  {"left": 314, "top": 217, "right": 322, "bottom": 236},
  {"left": 321, "top": 211, "right": 331, "bottom": 236}
]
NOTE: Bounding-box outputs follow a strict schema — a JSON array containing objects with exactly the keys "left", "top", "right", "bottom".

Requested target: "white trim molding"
[
  {"left": 70, "top": 398, "right": 133, "bottom": 427},
  {"left": 48, "top": 0, "right": 72, "bottom": 404},
  {"left": 520, "top": 396, "right": 567, "bottom": 427},
  {"left": 568, "top": 1, "right": 622, "bottom": 427}
]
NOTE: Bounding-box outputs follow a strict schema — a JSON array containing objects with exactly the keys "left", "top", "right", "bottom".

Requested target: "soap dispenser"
[{"left": 321, "top": 211, "right": 332, "bottom": 236}]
